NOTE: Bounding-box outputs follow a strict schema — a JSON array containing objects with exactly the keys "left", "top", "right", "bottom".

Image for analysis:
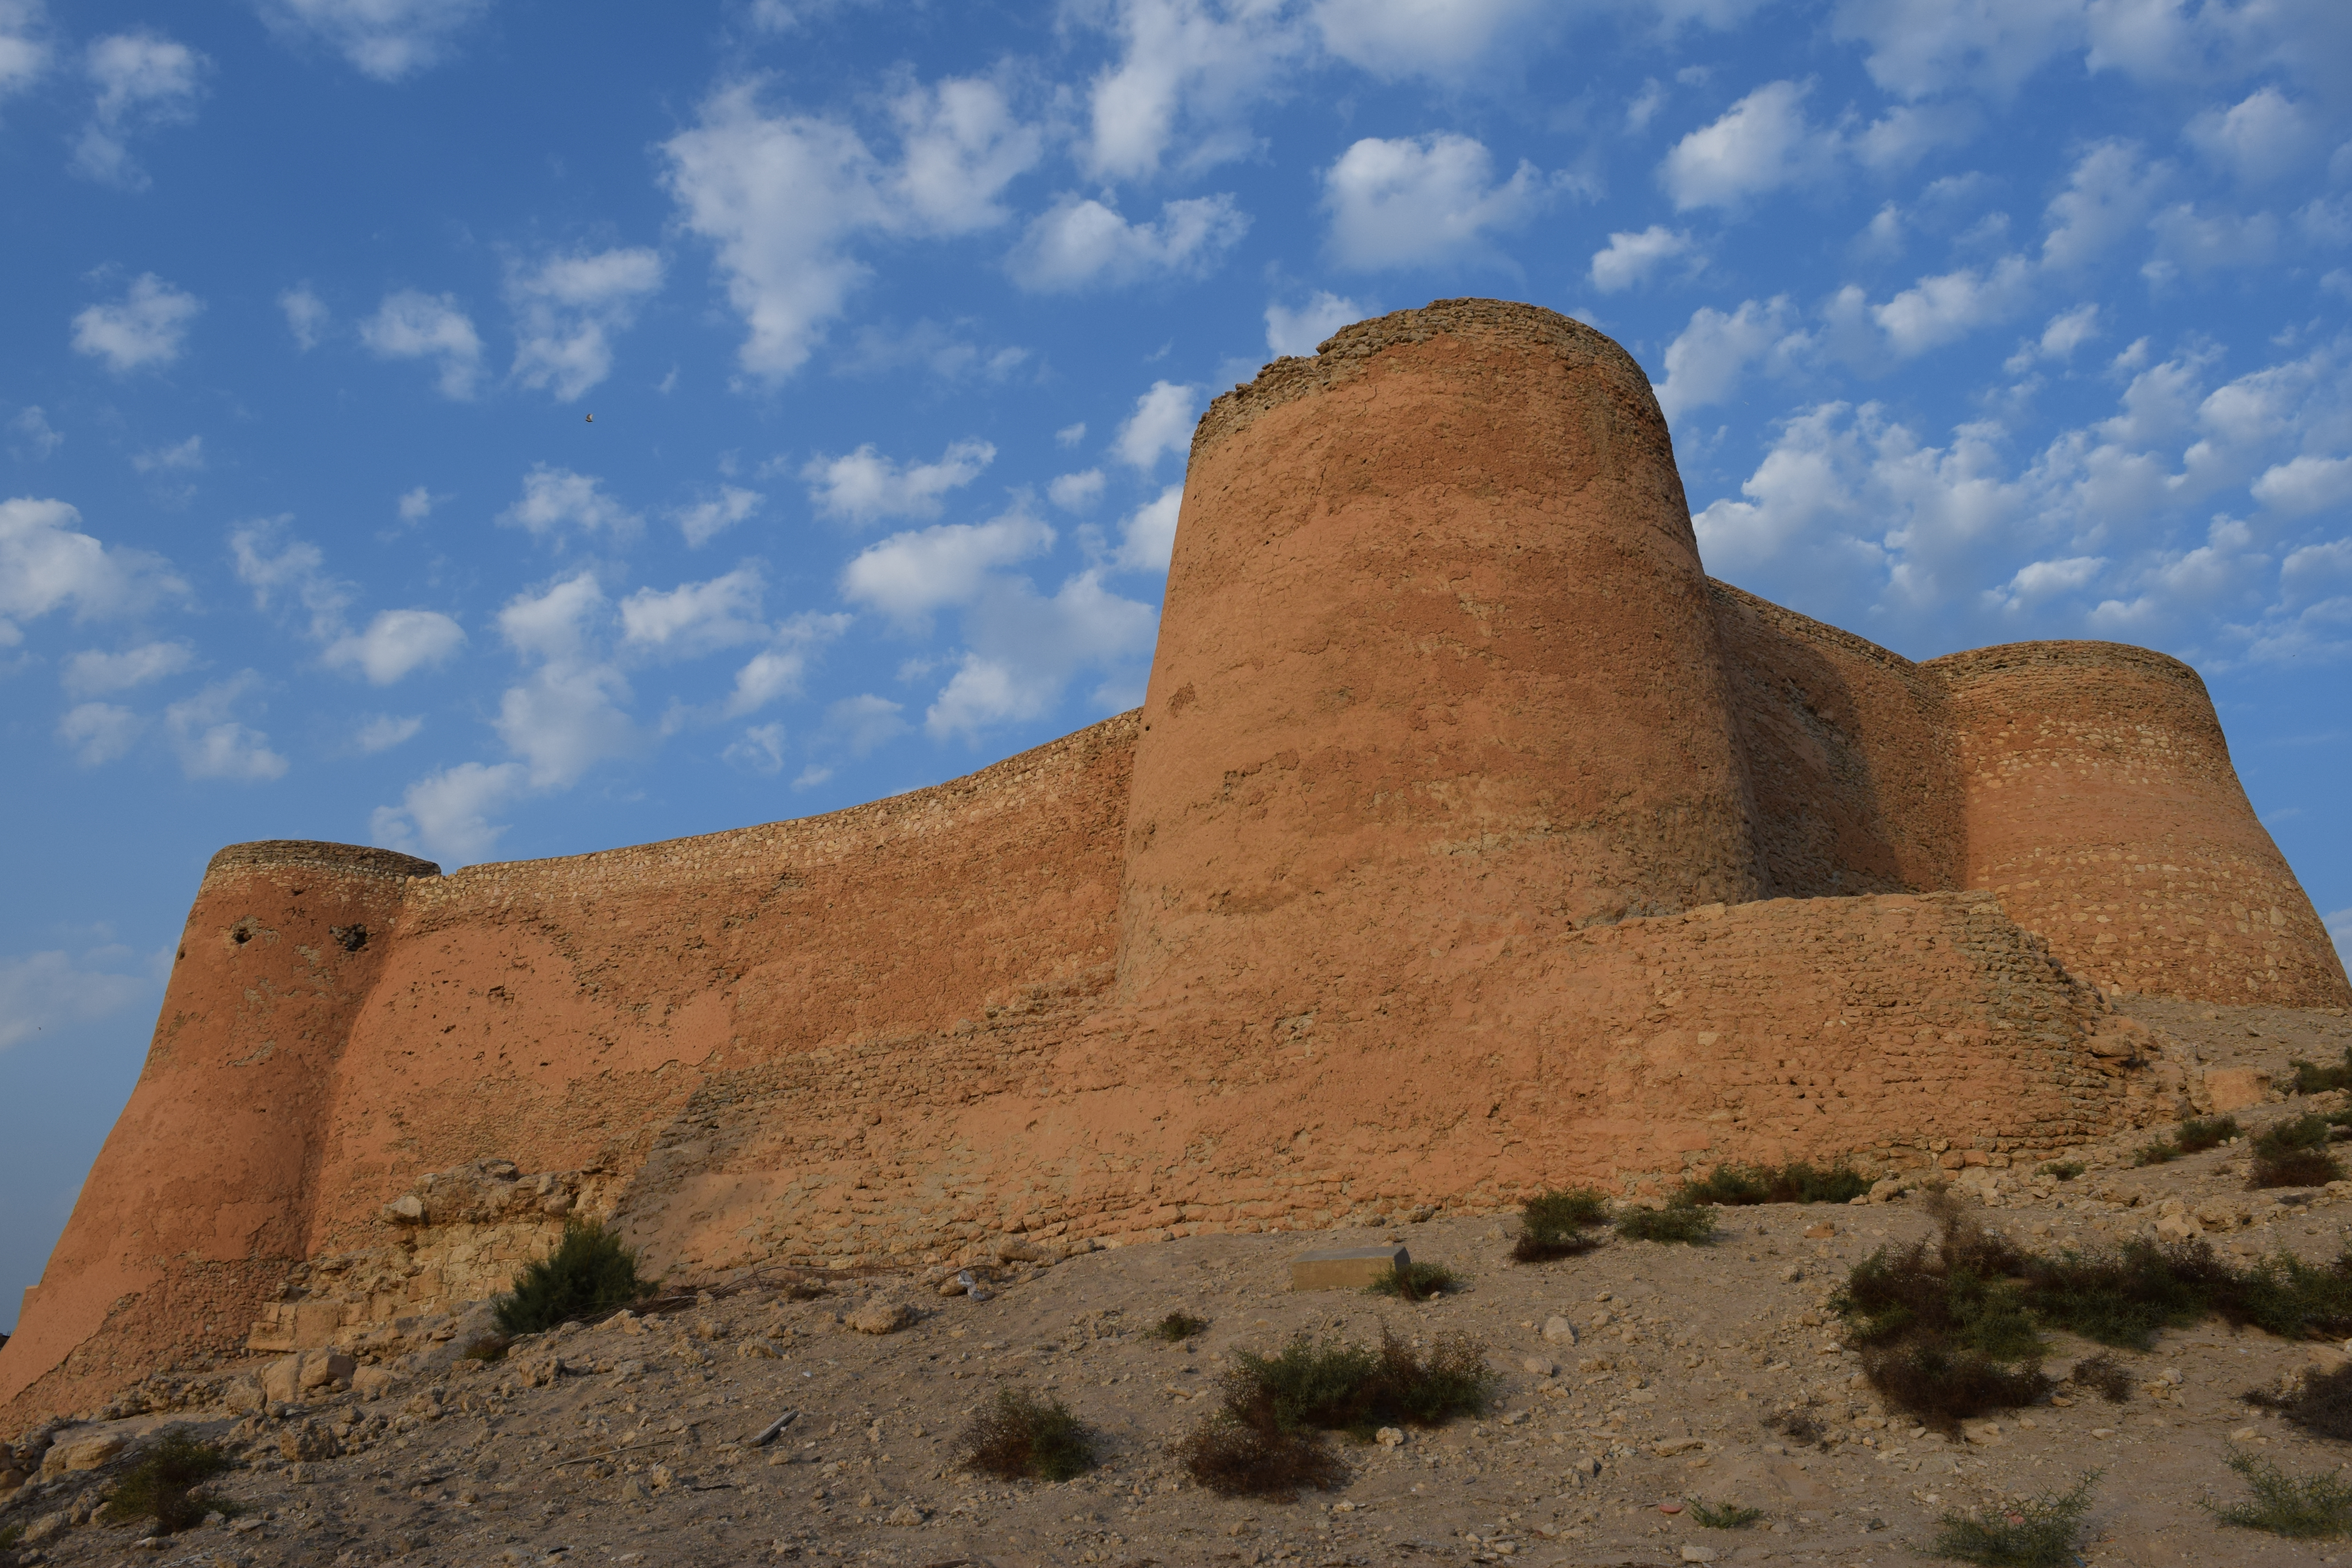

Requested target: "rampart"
[{"left": 6, "top": 298, "right": 2344, "bottom": 1431}]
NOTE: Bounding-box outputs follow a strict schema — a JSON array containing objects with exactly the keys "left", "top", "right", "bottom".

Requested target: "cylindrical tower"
[
  {"left": 0, "top": 841, "right": 435, "bottom": 1423},
  {"left": 1116, "top": 299, "right": 1762, "bottom": 1008},
  {"left": 1931, "top": 642, "right": 2350, "bottom": 1007}
]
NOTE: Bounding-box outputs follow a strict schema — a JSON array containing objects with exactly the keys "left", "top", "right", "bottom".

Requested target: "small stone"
[
  {"left": 738, "top": 1338, "right": 781, "bottom": 1359},
  {"left": 1522, "top": 1356, "right": 1557, "bottom": 1376},
  {"left": 845, "top": 1299, "right": 917, "bottom": 1336},
  {"left": 1962, "top": 1422, "right": 2003, "bottom": 1446},
  {"left": 1657, "top": 1499, "right": 1684, "bottom": 1514},
  {"left": 1653, "top": 1437, "right": 1706, "bottom": 1457},
  {"left": 1803, "top": 1222, "right": 1836, "bottom": 1239},
  {"left": 1569, "top": 1455, "right": 1601, "bottom": 1478},
  {"left": 1376, "top": 1427, "right": 1406, "bottom": 1448},
  {"left": 1681, "top": 1545, "right": 1720, "bottom": 1563},
  {"left": 385, "top": 1194, "right": 426, "bottom": 1223},
  {"left": 884, "top": 1502, "right": 928, "bottom": 1526},
  {"left": 1541, "top": 1316, "right": 1577, "bottom": 1345},
  {"left": 2230, "top": 1427, "right": 2261, "bottom": 1442}
]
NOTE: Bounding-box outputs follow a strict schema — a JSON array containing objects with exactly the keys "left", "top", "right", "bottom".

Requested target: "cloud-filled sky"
[{"left": 3, "top": 0, "right": 2350, "bottom": 1328}]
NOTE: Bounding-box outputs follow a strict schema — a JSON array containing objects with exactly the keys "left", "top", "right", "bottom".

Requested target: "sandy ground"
[{"left": 5, "top": 998, "right": 2352, "bottom": 1568}]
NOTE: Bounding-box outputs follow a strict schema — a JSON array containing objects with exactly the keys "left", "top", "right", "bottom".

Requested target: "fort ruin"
[{"left": 5, "top": 298, "right": 2344, "bottom": 1431}]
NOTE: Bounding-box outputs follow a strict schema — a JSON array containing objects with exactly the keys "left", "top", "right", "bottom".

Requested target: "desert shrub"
[
  {"left": 1928, "top": 1473, "right": 2099, "bottom": 1567},
  {"left": 1514, "top": 1187, "right": 1611, "bottom": 1261},
  {"left": 956, "top": 1388, "right": 1096, "bottom": 1482},
  {"left": 100, "top": 1428, "right": 240, "bottom": 1535},
  {"left": 780, "top": 1276, "right": 829, "bottom": 1301},
  {"left": 493, "top": 1220, "right": 650, "bottom": 1335},
  {"left": 1151, "top": 1311, "right": 1209, "bottom": 1343},
  {"left": 2175, "top": 1116, "right": 2241, "bottom": 1153},
  {"left": 2290, "top": 1048, "right": 2352, "bottom": 1096},
  {"left": 1762, "top": 1409, "right": 1828, "bottom": 1449},
  {"left": 460, "top": 1333, "right": 511, "bottom": 1362},
  {"left": 0, "top": 1522, "right": 21, "bottom": 1550},
  {"left": 2252, "top": 1115, "right": 2345, "bottom": 1189},
  {"left": 1174, "top": 1327, "right": 1495, "bottom": 1497},
  {"left": 1677, "top": 1161, "right": 1871, "bottom": 1207},
  {"left": 1616, "top": 1205, "right": 1717, "bottom": 1245},
  {"left": 2132, "top": 1138, "right": 2179, "bottom": 1166},
  {"left": 2037, "top": 1161, "right": 2085, "bottom": 1181},
  {"left": 2206, "top": 1453, "right": 2352, "bottom": 1538},
  {"left": 2210, "top": 1249, "right": 2352, "bottom": 1341},
  {"left": 1835, "top": 1197, "right": 2040, "bottom": 1361},
  {"left": 1860, "top": 1343, "right": 2053, "bottom": 1434},
  {"left": 1690, "top": 1499, "right": 1763, "bottom": 1528},
  {"left": 1366, "top": 1261, "right": 1464, "bottom": 1300},
  {"left": 2244, "top": 1361, "right": 2352, "bottom": 1441},
  {"left": 2024, "top": 1239, "right": 2231, "bottom": 1350},
  {"left": 2069, "top": 1352, "right": 2133, "bottom": 1403}
]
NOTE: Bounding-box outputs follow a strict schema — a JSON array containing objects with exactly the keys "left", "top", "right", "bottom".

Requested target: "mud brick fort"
[{"left": 5, "top": 298, "right": 2345, "bottom": 1430}]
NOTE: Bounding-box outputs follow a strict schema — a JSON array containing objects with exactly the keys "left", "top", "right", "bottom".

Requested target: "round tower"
[
  {"left": 1931, "top": 641, "right": 2350, "bottom": 1007},
  {"left": 1116, "top": 299, "right": 1762, "bottom": 1009},
  {"left": 0, "top": 841, "right": 434, "bottom": 1421}
]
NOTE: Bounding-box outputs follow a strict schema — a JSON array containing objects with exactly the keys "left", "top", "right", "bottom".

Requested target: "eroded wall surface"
[{"left": 6, "top": 299, "right": 2344, "bottom": 1432}]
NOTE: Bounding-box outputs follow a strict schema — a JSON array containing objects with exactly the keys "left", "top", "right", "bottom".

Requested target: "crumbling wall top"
[{"left": 203, "top": 841, "right": 441, "bottom": 882}]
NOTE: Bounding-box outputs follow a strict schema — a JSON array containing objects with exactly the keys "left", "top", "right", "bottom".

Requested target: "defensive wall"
[{"left": 6, "top": 298, "right": 2344, "bottom": 1430}]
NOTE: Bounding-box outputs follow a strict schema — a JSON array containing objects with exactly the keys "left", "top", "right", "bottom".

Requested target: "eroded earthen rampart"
[{"left": 6, "top": 298, "right": 2344, "bottom": 1430}]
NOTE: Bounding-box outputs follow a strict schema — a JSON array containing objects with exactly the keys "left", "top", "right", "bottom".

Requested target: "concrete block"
[{"left": 1289, "top": 1244, "right": 1408, "bottom": 1291}]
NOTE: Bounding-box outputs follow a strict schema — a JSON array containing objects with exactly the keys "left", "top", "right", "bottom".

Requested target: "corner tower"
[{"left": 1116, "top": 299, "right": 1764, "bottom": 1009}]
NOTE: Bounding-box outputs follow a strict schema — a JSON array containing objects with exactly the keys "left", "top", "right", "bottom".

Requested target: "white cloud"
[
  {"left": 1081, "top": 0, "right": 1301, "bottom": 181},
  {"left": 2003, "top": 303, "right": 2102, "bottom": 372},
  {"left": 1872, "top": 254, "right": 2033, "bottom": 356},
  {"left": 60, "top": 639, "right": 193, "bottom": 697},
  {"left": 56, "top": 702, "right": 143, "bottom": 766},
  {"left": 1849, "top": 100, "right": 1981, "bottom": 171},
  {"left": 1829, "top": 0, "right": 2085, "bottom": 100},
  {"left": 841, "top": 507, "right": 1056, "bottom": 623},
  {"left": 1655, "top": 296, "right": 1803, "bottom": 421},
  {"left": 370, "top": 760, "right": 525, "bottom": 867},
  {"left": 1661, "top": 80, "right": 1833, "bottom": 211},
  {"left": 71, "top": 274, "right": 201, "bottom": 373},
  {"left": 359, "top": 289, "right": 483, "bottom": 399},
  {"left": 497, "top": 465, "right": 639, "bottom": 541},
  {"left": 1056, "top": 422, "right": 1087, "bottom": 448},
  {"left": 619, "top": 568, "right": 766, "bottom": 658},
  {"left": 1983, "top": 554, "right": 2105, "bottom": 612},
  {"left": 2145, "top": 203, "right": 2280, "bottom": 279},
  {"left": 1323, "top": 133, "right": 1550, "bottom": 269},
  {"left": 2253, "top": 455, "right": 2352, "bottom": 516},
  {"left": 2186, "top": 87, "right": 2318, "bottom": 185},
  {"left": 1008, "top": 194, "right": 1250, "bottom": 291},
  {"left": 0, "top": 2, "right": 51, "bottom": 102},
  {"left": 1049, "top": 469, "right": 1107, "bottom": 511},
  {"left": 324, "top": 608, "right": 466, "bottom": 684},
  {"left": 228, "top": 518, "right": 350, "bottom": 641},
  {"left": 1111, "top": 484, "right": 1183, "bottom": 574},
  {"left": 661, "top": 77, "right": 1038, "bottom": 380},
  {"left": 0, "top": 949, "right": 152, "bottom": 1053},
  {"left": 818, "top": 692, "right": 906, "bottom": 756},
  {"left": 506, "top": 247, "right": 665, "bottom": 402},
  {"left": 279, "top": 284, "right": 328, "bottom": 350},
  {"left": 0, "top": 496, "right": 183, "bottom": 634},
  {"left": 73, "top": 30, "right": 207, "bottom": 188},
  {"left": 2040, "top": 139, "right": 2165, "bottom": 271},
  {"left": 724, "top": 721, "right": 788, "bottom": 775},
  {"left": 397, "top": 485, "right": 443, "bottom": 522},
  {"left": 1264, "top": 290, "right": 1363, "bottom": 357},
  {"left": 1590, "top": 226, "right": 1694, "bottom": 292},
  {"left": 164, "top": 675, "right": 289, "bottom": 782},
  {"left": 1311, "top": 0, "right": 1552, "bottom": 81},
  {"left": 495, "top": 570, "right": 605, "bottom": 663},
  {"left": 924, "top": 570, "right": 1158, "bottom": 739},
  {"left": 802, "top": 438, "right": 995, "bottom": 525},
  {"left": 722, "top": 612, "right": 849, "bottom": 718},
  {"left": 9, "top": 406, "right": 62, "bottom": 459},
  {"left": 1115, "top": 381, "right": 1201, "bottom": 472},
  {"left": 355, "top": 712, "right": 423, "bottom": 753},
  {"left": 254, "top": 0, "right": 492, "bottom": 82},
  {"left": 494, "top": 662, "right": 636, "bottom": 788},
  {"left": 132, "top": 435, "right": 203, "bottom": 474},
  {"left": 674, "top": 485, "right": 762, "bottom": 547}
]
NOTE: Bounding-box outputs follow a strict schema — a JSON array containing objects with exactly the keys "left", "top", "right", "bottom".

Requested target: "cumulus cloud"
[
  {"left": 1109, "top": 484, "right": 1183, "bottom": 574},
  {"left": 1323, "top": 133, "right": 1550, "bottom": 269},
  {"left": 2254, "top": 455, "right": 2352, "bottom": 516},
  {"left": 497, "top": 465, "right": 639, "bottom": 541},
  {"left": 619, "top": 567, "right": 767, "bottom": 659},
  {"left": 164, "top": 674, "right": 288, "bottom": 782},
  {"left": 1829, "top": 0, "right": 2086, "bottom": 100},
  {"left": 2040, "top": 139, "right": 2166, "bottom": 271},
  {"left": 1311, "top": 0, "right": 1552, "bottom": 81},
  {"left": 0, "top": 497, "right": 183, "bottom": 638},
  {"left": 371, "top": 760, "right": 525, "bottom": 866},
  {"left": 132, "top": 436, "right": 203, "bottom": 474},
  {"left": 279, "top": 284, "right": 328, "bottom": 350},
  {"left": 1655, "top": 296, "right": 1804, "bottom": 421},
  {"left": 0, "top": 1, "right": 51, "bottom": 102},
  {"left": 229, "top": 518, "right": 350, "bottom": 641},
  {"left": 56, "top": 702, "right": 144, "bottom": 766},
  {"left": 2003, "top": 303, "right": 2102, "bottom": 372},
  {"left": 1590, "top": 226, "right": 1694, "bottom": 292},
  {"left": 72, "top": 29, "right": 207, "bottom": 187},
  {"left": 355, "top": 713, "right": 423, "bottom": 753},
  {"left": 924, "top": 570, "right": 1157, "bottom": 739},
  {"left": 1661, "top": 80, "right": 1835, "bottom": 210},
  {"left": 397, "top": 486, "right": 445, "bottom": 523},
  {"left": 661, "top": 76, "right": 1039, "bottom": 380},
  {"left": 841, "top": 507, "right": 1056, "bottom": 624},
  {"left": 492, "top": 575, "right": 637, "bottom": 787},
  {"left": 1080, "top": 0, "right": 1301, "bottom": 181},
  {"left": 323, "top": 608, "right": 466, "bottom": 684},
  {"left": 1872, "top": 254, "right": 2033, "bottom": 357},
  {"left": 2145, "top": 203, "right": 2280, "bottom": 279},
  {"left": 1007, "top": 194, "right": 1249, "bottom": 291},
  {"left": 673, "top": 485, "right": 762, "bottom": 547},
  {"left": 61, "top": 639, "right": 194, "bottom": 698},
  {"left": 1264, "top": 290, "right": 1363, "bottom": 357},
  {"left": 0, "top": 948, "right": 154, "bottom": 1053},
  {"left": 802, "top": 438, "right": 995, "bottom": 525},
  {"left": 254, "top": 0, "right": 492, "bottom": 82},
  {"left": 9, "top": 406, "right": 62, "bottom": 460},
  {"left": 71, "top": 274, "right": 201, "bottom": 373},
  {"left": 722, "top": 611, "right": 850, "bottom": 718},
  {"left": 724, "top": 721, "right": 788, "bottom": 775},
  {"left": 1049, "top": 469, "right": 1106, "bottom": 511},
  {"left": 1115, "top": 381, "right": 1201, "bottom": 471},
  {"left": 2186, "top": 86, "right": 2318, "bottom": 185},
  {"left": 360, "top": 289, "right": 483, "bottom": 399},
  {"left": 506, "top": 247, "right": 664, "bottom": 401}
]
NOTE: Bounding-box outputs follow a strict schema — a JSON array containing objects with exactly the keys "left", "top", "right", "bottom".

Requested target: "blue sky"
[{"left": 3, "top": 0, "right": 2349, "bottom": 1331}]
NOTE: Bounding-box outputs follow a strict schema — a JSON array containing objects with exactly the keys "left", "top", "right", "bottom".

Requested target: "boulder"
[{"left": 844, "top": 1298, "right": 917, "bottom": 1336}]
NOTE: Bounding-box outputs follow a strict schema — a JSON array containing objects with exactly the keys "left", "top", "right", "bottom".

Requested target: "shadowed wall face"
[
  {"left": 0, "top": 843, "right": 431, "bottom": 1418},
  {"left": 1117, "top": 300, "right": 1763, "bottom": 1009},
  {"left": 1935, "top": 643, "right": 2352, "bottom": 1009}
]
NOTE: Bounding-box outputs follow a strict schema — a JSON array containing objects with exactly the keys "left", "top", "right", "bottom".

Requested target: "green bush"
[
  {"left": 2175, "top": 1116, "right": 2241, "bottom": 1153},
  {"left": 2037, "top": 1161, "right": 2084, "bottom": 1181},
  {"left": 100, "top": 1428, "right": 240, "bottom": 1535},
  {"left": 2244, "top": 1359, "right": 2352, "bottom": 1440},
  {"left": 2251, "top": 1115, "right": 2344, "bottom": 1189},
  {"left": 1150, "top": 1311, "right": 1209, "bottom": 1343},
  {"left": 1514, "top": 1187, "right": 1611, "bottom": 1261},
  {"left": 957, "top": 1388, "right": 1097, "bottom": 1482},
  {"left": 1616, "top": 1205, "right": 1717, "bottom": 1244},
  {"left": 2132, "top": 1138, "right": 2179, "bottom": 1166},
  {"left": 1678, "top": 1161, "right": 1871, "bottom": 1207},
  {"left": 1690, "top": 1500, "right": 1764, "bottom": 1528},
  {"left": 492, "top": 1219, "right": 652, "bottom": 1334},
  {"left": 1928, "top": 1473, "right": 2100, "bottom": 1566},
  {"left": 2290, "top": 1048, "right": 2352, "bottom": 1096},
  {"left": 1366, "top": 1261, "right": 1465, "bottom": 1299},
  {"left": 460, "top": 1333, "right": 511, "bottom": 1362},
  {"left": 2206, "top": 1453, "right": 2352, "bottom": 1538}
]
